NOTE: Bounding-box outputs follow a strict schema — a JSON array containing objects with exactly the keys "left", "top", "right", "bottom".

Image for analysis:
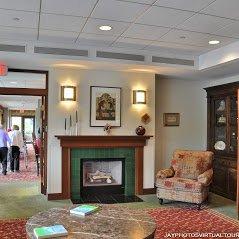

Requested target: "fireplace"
[
  {"left": 80, "top": 158, "right": 125, "bottom": 195},
  {"left": 54, "top": 135, "right": 152, "bottom": 200}
]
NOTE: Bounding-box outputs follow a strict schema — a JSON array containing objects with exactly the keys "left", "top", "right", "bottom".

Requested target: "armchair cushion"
[
  {"left": 156, "top": 177, "right": 203, "bottom": 193},
  {"left": 198, "top": 168, "right": 213, "bottom": 186},
  {"left": 171, "top": 150, "right": 213, "bottom": 180},
  {"left": 156, "top": 167, "right": 174, "bottom": 179}
]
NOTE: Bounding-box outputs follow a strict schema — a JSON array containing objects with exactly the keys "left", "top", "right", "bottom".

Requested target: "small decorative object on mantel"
[
  {"left": 64, "top": 118, "right": 67, "bottom": 135},
  {"left": 104, "top": 123, "right": 112, "bottom": 135},
  {"left": 75, "top": 110, "right": 79, "bottom": 135},
  {"left": 141, "top": 113, "right": 151, "bottom": 124},
  {"left": 69, "top": 115, "right": 72, "bottom": 135},
  {"left": 135, "top": 126, "right": 146, "bottom": 136}
]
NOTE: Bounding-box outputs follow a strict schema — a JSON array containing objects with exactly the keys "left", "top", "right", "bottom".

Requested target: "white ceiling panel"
[
  {"left": 177, "top": 13, "right": 235, "bottom": 34},
  {"left": 91, "top": 0, "right": 148, "bottom": 22},
  {"left": 0, "top": 72, "right": 46, "bottom": 89},
  {"left": 154, "top": 0, "right": 214, "bottom": 12},
  {"left": 82, "top": 18, "right": 130, "bottom": 36},
  {"left": 0, "top": 0, "right": 40, "bottom": 12},
  {"left": 41, "top": 0, "right": 97, "bottom": 17},
  {"left": 123, "top": 0, "right": 156, "bottom": 4},
  {"left": 40, "top": 14, "right": 87, "bottom": 32},
  {"left": 0, "top": 9, "right": 39, "bottom": 28},
  {"left": 39, "top": 29, "right": 78, "bottom": 43},
  {"left": 123, "top": 24, "right": 170, "bottom": 40},
  {"left": 0, "top": 95, "right": 41, "bottom": 110},
  {"left": 136, "top": 6, "right": 194, "bottom": 27},
  {"left": 77, "top": 33, "right": 117, "bottom": 47},
  {"left": 112, "top": 37, "right": 152, "bottom": 49},
  {"left": 0, "top": 26, "right": 37, "bottom": 40},
  {"left": 159, "top": 29, "right": 235, "bottom": 47},
  {"left": 201, "top": 0, "right": 239, "bottom": 20},
  {"left": 214, "top": 21, "right": 239, "bottom": 38}
]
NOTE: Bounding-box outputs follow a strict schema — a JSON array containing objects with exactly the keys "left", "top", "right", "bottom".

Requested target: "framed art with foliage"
[{"left": 90, "top": 86, "right": 121, "bottom": 127}]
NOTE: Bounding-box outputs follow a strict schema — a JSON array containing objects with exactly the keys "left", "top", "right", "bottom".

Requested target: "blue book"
[
  {"left": 70, "top": 204, "right": 99, "bottom": 216},
  {"left": 34, "top": 225, "right": 68, "bottom": 238}
]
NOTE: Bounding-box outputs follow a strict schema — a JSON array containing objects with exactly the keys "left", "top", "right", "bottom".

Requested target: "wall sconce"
[
  {"left": 61, "top": 86, "right": 76, "bottom": 101},
  {"left": 133, "top": 90, "right": 146, "bottom": 104}
]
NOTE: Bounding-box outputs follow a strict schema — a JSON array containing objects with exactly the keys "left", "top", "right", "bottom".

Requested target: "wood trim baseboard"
[
  {"left": 142, "top": 188, "right": 156, "bottom": 195},
  {"left": 47, "top": 193, "right": 64, "bottom": 200}
]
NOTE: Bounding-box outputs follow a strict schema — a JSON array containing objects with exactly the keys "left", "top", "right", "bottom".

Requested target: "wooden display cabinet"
[{"left": 205, "top": 82, "right": 238, "bottom": 200}]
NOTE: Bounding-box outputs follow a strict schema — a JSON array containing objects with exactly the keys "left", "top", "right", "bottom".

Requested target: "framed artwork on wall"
[
  {"left": 90, "top": 86, "right": 121, "bottom": 127},
  {"left": 163, "top": 113, "right": 180, "bottom": 126}
]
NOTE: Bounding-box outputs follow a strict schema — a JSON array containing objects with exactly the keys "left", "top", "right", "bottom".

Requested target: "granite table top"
[{"left": 26, "top": 204, "right": 156, "bottom": 239}]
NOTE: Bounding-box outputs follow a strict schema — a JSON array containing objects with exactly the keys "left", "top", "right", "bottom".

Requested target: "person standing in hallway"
[
  {"left": 9, "top": 125, "right": 24, "bottom": 172},
  {"left": 0, "top": 124, "right": 11, "bottom": 175}
]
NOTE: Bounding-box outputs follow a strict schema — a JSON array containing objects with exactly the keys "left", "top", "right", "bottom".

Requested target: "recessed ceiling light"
[
  {"left": 99, "top": 25, "right": 112, "bottom": 31},
  {"left": 209, "top": 40, "right": 220, "bottom": 45},
  {"left": 13, "top": 17, "right": 20, "bottom": 21}
]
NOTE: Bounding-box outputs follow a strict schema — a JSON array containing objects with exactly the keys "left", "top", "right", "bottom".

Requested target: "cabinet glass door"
[
  {"left": 229, "top": 96, "right": 237, "bottom": 154},
  {"left": 214, "top": 98, "right": 227, "bottom": 152}
]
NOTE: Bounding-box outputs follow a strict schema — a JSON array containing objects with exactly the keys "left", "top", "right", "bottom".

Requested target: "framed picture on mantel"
[{"left": 90, "top": 86, "right": 121, "bottom": 127}]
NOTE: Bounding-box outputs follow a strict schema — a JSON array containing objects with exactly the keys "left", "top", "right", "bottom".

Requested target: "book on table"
[
  {"left": 70, "top": 204, "right": 99, "bottom": 216},
  {"left": 33, "top": 225, "right": 68, "bottom": 239}
]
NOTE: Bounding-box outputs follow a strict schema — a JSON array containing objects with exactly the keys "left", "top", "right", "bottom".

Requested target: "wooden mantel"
[{"left": 54, "top": 135, "right": 153, "bottom": 200}]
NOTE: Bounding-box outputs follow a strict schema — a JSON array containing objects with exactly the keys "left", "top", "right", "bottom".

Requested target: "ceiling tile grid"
[
  {"left": 0, "top": 0, "right": 239, "bottom": 55},
  {"left": 41, "top": 0, "right": 98, "bottom": 17}
]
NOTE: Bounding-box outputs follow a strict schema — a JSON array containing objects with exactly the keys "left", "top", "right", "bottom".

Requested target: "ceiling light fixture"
[
  {"left": 10, "top": 81, "right": 17, "bottom": 84},
  {"left": 99, "top": 25, "right": 112, "bottom": 31},
  {"left": 209, "top": 40, "right": 220, "bottom": 45}
]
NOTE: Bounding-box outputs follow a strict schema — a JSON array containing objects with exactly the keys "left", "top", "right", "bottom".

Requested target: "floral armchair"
[{"left": 156, "top": 149, "right": 213, "bottom": 209}]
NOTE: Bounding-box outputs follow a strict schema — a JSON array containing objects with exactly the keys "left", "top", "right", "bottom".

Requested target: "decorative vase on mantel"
[{"left": 135, "top": 126, "right": 146, "bottom": 136}]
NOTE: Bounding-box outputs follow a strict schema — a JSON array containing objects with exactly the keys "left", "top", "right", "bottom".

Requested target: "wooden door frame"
[{"left": 0, "top": 68, "right": 48, "bottom": 195}]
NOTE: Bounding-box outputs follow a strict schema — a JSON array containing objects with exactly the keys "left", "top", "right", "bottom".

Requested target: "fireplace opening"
[{"left": 80, "top": 158, "right": 125, "bottom": 195}]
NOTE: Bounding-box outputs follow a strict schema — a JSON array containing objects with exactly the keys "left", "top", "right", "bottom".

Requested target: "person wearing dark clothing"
[{"left": 0, "top": 124, "right": 11, "bottom": 175}]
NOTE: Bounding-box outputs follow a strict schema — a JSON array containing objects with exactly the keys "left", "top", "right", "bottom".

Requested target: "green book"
[
  {"left": 34, "top": 225, "right": 68, "bottom": 239},
  {"left": 70, "top": 204, "right": 99, "bottom": 216}
]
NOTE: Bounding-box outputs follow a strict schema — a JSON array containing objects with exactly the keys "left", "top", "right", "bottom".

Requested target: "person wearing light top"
[
  {"left": 9, "top": 125, "right": 24, "bottom": 172},
  {"left": 0, "top": 124, "right": 11, "bottom": 175}
]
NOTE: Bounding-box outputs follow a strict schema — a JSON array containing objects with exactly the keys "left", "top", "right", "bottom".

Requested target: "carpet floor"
[
  {"left": 0, "top": 144, "right": 39, "bottom": 182},
  {"left": 1, "top": 207, "right": 239, "bottom": 239}
]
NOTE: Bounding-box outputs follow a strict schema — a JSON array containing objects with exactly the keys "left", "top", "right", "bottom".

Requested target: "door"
[
  {"left": 23, "top": 116, "right": 35, "bottom": 143},
  {"left": 237, "top": 90, "right": 239, "bottom": 218},
  {"left": 40, "top": 95, "right": 47, "bottom": 195}
]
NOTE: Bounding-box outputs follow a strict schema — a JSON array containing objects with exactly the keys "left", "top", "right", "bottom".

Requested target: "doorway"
[{"left": 0, "top": 69, "right": 48, "bottom": 195}]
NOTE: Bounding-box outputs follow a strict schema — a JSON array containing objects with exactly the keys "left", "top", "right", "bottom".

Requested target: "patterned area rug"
[
  {"left": 0, "top": 144, "right": 39, "bottom": 182},
  {"left": 1, "top": 208, "right": 239, "bottom": 239},
  {"left": 149, "top": 207, "right": 239, "bottom": 239},
  {"left": 0, "top": 219, "right": 27, "bottom": 239}
]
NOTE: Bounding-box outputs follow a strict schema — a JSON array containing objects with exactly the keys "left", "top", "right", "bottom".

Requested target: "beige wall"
[
  {"left": 47, "top": 68, "right": 155, "bottom": 193},
  {"left": 155, "top": 74, "right": 239, "bottom": 172}
]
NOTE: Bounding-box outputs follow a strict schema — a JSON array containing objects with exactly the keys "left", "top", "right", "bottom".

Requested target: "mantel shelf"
[{"left": 55, "top": 135, "right": 153, "bottom": 148}]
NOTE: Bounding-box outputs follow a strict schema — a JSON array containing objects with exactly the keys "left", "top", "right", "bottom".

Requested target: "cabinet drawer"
[{"left": 214, "top": 158, "right": 237, "bottom": 168}]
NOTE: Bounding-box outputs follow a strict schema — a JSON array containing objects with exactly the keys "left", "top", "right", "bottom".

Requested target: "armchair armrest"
[
  {"left": 197, "top": 168, "right": 213, "bottom": 186},
  {"left": 156, "top": 167, "right": 174, "bottom": 179}
]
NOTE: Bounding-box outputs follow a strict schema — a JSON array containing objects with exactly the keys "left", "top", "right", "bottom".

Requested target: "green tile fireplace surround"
[{"left": 71, "top": 148, "right": 135, "bottom": 200}]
